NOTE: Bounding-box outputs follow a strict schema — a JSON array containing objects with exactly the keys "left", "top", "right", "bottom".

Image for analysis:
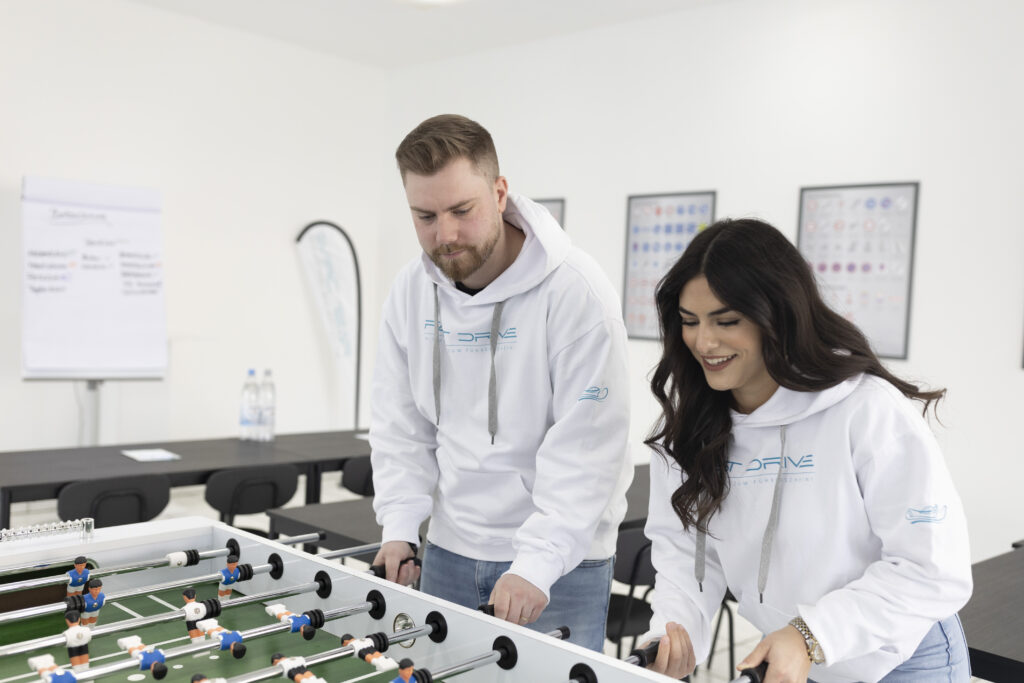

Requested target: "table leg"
[
  {"left": 305, "top": 464, "right": 323, "bottom": 504},
  {"left": 0, "top": 488, "right": 10, "bottom": 530}
]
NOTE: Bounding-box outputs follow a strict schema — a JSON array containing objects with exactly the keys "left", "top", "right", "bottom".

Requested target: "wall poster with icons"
[
  {"left": 623, "top": 191, "right": 716, "bottom": 340},
  {"left": 797, "top": 182, "right": 919, "bottom": 359},
  {"left": 534, "top": 198, "right": 565, "bottom": 229}
]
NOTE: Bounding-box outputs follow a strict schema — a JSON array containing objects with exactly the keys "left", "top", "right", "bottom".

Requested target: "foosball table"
[{"left": 0, "top": 517, "right": 674, "bottom": 683}]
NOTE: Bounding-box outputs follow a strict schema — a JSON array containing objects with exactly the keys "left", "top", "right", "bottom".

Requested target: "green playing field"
[{"left": 0, "top": 583, "right": 402, "bottom": 683}]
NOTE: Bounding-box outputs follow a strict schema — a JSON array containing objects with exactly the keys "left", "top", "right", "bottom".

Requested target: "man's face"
[{"left": 404, "top": 157, "right": 507, "bottom": 284}]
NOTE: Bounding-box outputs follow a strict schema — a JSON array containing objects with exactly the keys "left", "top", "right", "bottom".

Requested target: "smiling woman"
[{"left": 638, "top": 218, "right": 973, "bottom": 682}]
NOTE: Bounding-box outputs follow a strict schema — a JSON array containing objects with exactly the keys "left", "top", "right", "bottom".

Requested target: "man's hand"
[
  {"left": 645, "top": 622, "right": 696, "bottom": 678},
  {"left": 737, "top": 625, "right": 811, "bottom": 683},
  {"left": 371, "top": 541, "right": 420, "bottom": 586},
  {"left": 487, "top": 574, "right": 548, "bottom": 626}
]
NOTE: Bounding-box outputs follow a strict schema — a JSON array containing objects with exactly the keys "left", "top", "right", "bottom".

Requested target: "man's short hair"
[{"left": 395, "top": 114, "right": 499, "bottom": 183}]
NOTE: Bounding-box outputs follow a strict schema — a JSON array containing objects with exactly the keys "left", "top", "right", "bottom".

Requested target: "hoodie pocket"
[{"left": 438, "top": 467, "right": 534, "bottom": 531}]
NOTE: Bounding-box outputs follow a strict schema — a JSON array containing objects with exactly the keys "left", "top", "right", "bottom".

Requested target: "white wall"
[
  {"left": 0, "top": 0, "right": 391, "bottom": 447},
  {"left": 380, "top": 0, "right": 1024, "bottom": 562},
  {"left": 2, "top": 0, "right": 1021, "bottom": 563}
]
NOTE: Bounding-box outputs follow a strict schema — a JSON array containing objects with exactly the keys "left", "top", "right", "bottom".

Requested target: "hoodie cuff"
[
  {"left": 507, "top": 552, "right": 565, "bottom": 600},
  {"left": 378, "top": 513, "right": 423, "bottom": 547}
]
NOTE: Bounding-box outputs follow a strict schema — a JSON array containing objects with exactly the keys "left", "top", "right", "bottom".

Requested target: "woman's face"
[{"left": 678, "top": 276, "right": 778, "bottom": 414}]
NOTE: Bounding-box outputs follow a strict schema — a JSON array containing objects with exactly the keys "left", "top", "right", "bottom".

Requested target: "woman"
[{"left": 641, "top": 219, "right": 971, "bottom": 682}]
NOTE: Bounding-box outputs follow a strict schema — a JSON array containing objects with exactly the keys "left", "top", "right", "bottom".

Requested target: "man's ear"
[{"left": 494, "top": 176, "right": 509, "bottom": 212}]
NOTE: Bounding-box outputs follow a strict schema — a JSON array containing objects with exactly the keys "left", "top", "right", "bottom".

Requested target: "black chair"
[
  {"left": 204, "top": 464, "right": 299, "bottom": 537},
  {"left": 703, "top": 590, "right": 737, "bottom": 675},
  {"left": 606, "top": 526, "right": 657, "bottom": 658},
  {"left": 341, "top": 456, "right": 374, "bottom": 497},
  {"left": 57, "top": 474, "right": 171, "bottom": 528}
]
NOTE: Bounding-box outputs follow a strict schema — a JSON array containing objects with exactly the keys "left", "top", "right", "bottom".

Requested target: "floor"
[{"left": 7, "top": 479, "right": 984, "bottom": 682}]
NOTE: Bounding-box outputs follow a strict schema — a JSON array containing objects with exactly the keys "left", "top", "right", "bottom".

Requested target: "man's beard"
[{"left": 430, "top": 217, "right": 501, "bottom": 283}]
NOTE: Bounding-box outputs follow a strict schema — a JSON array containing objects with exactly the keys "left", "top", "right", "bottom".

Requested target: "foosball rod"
[
  {"left": 0, "top": 570, "right": 339, "bottom": 658},
  {"left": 0, "top": 554, "right": 285, "bottom": 625},
  {"left": 406, "top": 630, "right": 566, "bottom": 683},
  {"left": 0, "top": 533, "right": 324, "bottom": 596},
  {"left": 225, "top": 611, "right": 451, "bottom": 683},
  {"left": 565, "top": 642, "right": 768, "bottom": 683},
  {"left": 78, "top": 589, "right": 385, "bottom": 683}
]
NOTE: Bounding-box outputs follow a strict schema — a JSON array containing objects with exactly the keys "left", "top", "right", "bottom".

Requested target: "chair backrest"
[
  {"left": 58, "top": 474, "right": 171, "bottom": 528},
  {"left": 341, "top": 456, "right": 374, "bottom": 497},
  {"left": 204, "top": 464, "right": 299, "bottom": 525},
  {"left": 613, "top": 526, "right": 656, "bottom": 588}
]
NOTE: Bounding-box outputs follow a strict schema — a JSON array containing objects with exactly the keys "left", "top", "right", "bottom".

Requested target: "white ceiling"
[{"left": 125, "top": 0, "right": 704, "bottom": 68}]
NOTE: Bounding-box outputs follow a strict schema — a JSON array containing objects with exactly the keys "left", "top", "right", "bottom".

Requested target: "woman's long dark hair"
[{"left": 645, "top": 218, "right": 944, "bottom": 533}]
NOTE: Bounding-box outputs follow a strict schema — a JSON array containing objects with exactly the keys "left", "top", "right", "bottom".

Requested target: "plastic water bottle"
[
  {"left": 239, "top": 368, "right": 260, "bottom": 440},
  {"left": 257, "top": 369, "right": 276, "bottom": 442}
]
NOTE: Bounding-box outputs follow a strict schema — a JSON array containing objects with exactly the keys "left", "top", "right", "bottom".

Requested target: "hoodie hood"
[
  {"left": 418, "top": 193, "right": 571, "bottom": 305},
  {"left": 730, "top": 375, "right": 862, "bottom": 428}
]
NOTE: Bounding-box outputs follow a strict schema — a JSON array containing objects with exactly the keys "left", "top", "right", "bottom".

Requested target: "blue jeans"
[
  {"left": 878, "top": 615, "right": 970, "bottom": 682},
  {"left": 419, "top": 541, "right": 613, "bottom": 652},
  {"left": 808, "top": 615, "right": 970, "bottom": 683}
]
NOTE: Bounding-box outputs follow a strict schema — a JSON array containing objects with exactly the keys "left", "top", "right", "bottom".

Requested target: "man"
[{"left": 370, "top": 114, "right": 632, "bottom": 651}]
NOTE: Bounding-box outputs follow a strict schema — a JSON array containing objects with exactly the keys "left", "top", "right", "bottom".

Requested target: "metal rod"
[
  {"left": 0, "top": 562, "right": 274, "bottom": 625},
  {"left": 318, "top": 542, "right": 381, "bottom": 560},
  {"left": 429, "top": 651, "right": 502, "bottom": 680},
  {"left": 226, "top": 623, "right": 436, "bottom": 683},
  {"left": 276, "top": 533, "right": 323, "bottom": 546},
  {"left": 0, "top": 581, "right": 350, "bottom": 659}
]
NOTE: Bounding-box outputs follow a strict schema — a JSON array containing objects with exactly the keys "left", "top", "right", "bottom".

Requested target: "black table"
[
  {"left": 267, "top": 463, "right": 652, "bottom": 552},
  {"left": 960, "top": 547, "right": 1024, "bottom": 682},
  {"left": 0, "top": 430, "right": 371, "bottom": 529}
]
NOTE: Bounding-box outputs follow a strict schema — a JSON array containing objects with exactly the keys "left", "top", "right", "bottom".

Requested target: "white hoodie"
[
  {"left": 370, "top": 194, "right": 633, "bottom": 598},
  {"left": 644, "top": 374, "right": 971, "bottom": 682}
]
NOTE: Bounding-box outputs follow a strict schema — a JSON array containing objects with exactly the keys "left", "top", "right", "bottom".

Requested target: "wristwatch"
[{"left": 789, "top": 616, "right": 826, "bottom": 664}]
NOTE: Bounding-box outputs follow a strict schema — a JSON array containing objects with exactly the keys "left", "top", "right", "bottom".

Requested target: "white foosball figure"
[{"left": 62, "top": 610, "right": 92, "bottom": 672}]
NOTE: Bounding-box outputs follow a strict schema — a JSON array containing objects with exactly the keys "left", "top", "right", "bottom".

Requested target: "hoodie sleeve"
[
  {"left": 505, "top": 315, "right": 631, "bottom": 598},
  {"left": 369, "top": 294, "right": 440, "bottom": 546},
  {"left": 642, "top": 452, "right": 729, "bottom": 663},
  {"left": 798, "top": 388, "right": 972, "bottom": 666}
]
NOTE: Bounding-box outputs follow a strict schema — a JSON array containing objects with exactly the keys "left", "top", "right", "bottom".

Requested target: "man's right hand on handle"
[{"left": 372, "top": 541, "right": 421, "bottom": 586}]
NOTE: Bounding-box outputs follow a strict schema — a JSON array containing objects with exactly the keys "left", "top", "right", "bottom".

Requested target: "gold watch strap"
[{"left": 789, "top": 616, "right": 825, "bottom": 664}]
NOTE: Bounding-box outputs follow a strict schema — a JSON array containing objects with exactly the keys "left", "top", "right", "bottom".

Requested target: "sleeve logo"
[
  {"left": 905, "top": 504, "right": 948, "bottom": 524},
  {"left": 578, "top": 386, "right": 609, "bottom": 402}
]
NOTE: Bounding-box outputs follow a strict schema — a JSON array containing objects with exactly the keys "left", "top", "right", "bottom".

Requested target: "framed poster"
[
  {"left": 623, "top": 191, "right": 716, "bottom": 340},
  {"left": 797, "top": 182, "right": 919, "bottom": 359},
  {"left": 534, "top": 197, "right": 565, "bottom": 229}
]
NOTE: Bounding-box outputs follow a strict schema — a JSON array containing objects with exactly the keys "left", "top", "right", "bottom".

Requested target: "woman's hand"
[
  {"left": 737, "top": 625, "right": 811, "bottom": 683},
  {"left": 645, "top": 621, "right": 696, "bottom": 678}
]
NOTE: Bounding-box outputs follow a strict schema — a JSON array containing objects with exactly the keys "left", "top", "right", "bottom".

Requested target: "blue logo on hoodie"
[
  {"left": 906, "top": 504, "right": 947, "bottom": 524},
  {"left": 578, "top": 386, "right": 609, "bottom": 402}
]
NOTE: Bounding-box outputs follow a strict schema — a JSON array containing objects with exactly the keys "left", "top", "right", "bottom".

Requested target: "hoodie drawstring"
[
  {"left": 488, "top": 301, "right": 505, "bottom": 444},
  {"left": 431, "top": 283, "right": 504, "bottom": 445},
  {"left": 432, "top": 283, "right": 442, "bottom": 425},
  {"left": 694, "top": 425, "right": 787, "bottom": 604}
]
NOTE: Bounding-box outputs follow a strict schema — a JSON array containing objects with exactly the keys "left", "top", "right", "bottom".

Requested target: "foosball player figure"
[
  {"left": 195, "top": 618, "right": 246, "bottom": 658},
  {"left": 264, "top": 603, "right": 317, "bottom": 640},
  {"left": 339, "top": 634, "right": 398, "bottom": 673},
  {"left": 116, "top": 635, "right": 168, "bottom": 679},
  {"left": 63, "top": 610, "right": 91, "bottom": 672},
  {"left": 391, "top": 658, "right": 418, "bottom": 683},
  {"left": 270, "top": 653, "right": 328, "bottom": 683},
  {"left": 66, "top": 557, "right": 90, "bottom": 597},
  {"left": 218, "top": 555, "right": 240, "bottom": 599},
  {"left": 182, "top": 588, "right": 205, "bottom": 642},
  {"left": 27, "top": 654, "right": 78, "bottom": 683},
  {"left": 80, "top": 578, "right": 105, "bottom": 626}
]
